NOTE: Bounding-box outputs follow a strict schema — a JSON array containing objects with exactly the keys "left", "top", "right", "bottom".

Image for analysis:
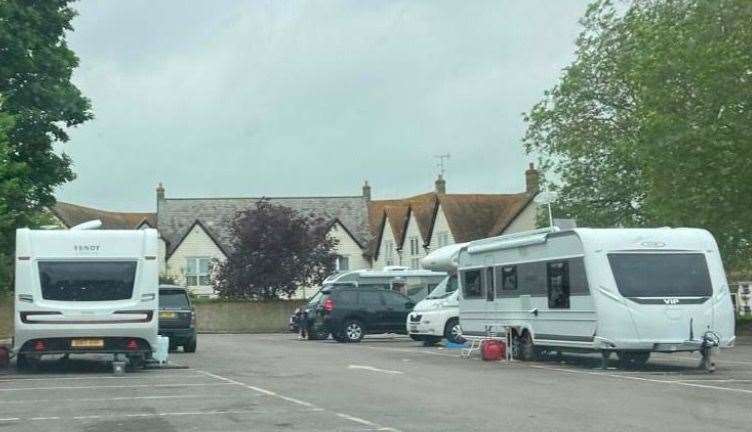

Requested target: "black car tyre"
[
  {"left": 343, "top": 319, "right": 365, "bottom": 343},
  {"left": 444, "top": 318, "right": 465, "bottom": 344},
  {"left": 409, "top": 334, "right": 424, "bottom": 342},
  {"left": 617, "top": 351, "right": 650, "bottom": 369},
  {"left": 184, "top": 337, "right": 197, "bottom": 353}
]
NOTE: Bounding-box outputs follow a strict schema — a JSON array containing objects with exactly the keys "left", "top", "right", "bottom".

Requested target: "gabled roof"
[
  {"left": 166, "top": 219, "right": 229, "bottom": 259},
  {"left": 367, "top": 191, "right": 536, "bottom": 258},
  {"left": 158, "top": 195, "right": 370, "bottom": 257},
  {"left": 51, "top": 202, "right": 156, "bottom": 230}
]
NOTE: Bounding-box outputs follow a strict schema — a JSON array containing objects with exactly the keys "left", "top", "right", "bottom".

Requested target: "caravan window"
[
  {"left": 608, "top": 253, "right": 712, "bottom": 298},
  {"left": 495, "top": 266, "right": 517, "bottom": 296},
  {"left": 38, "top": 261, "right": 137, "bottom": 302},
  {"left": 547, "top": 261, "right": 570, "bottom": 309},
  {"left": 485, "top": 267, "right": 495, "bottom": 301},
  {"left": 462, "top": 270, "right": 483, "bottom": 299}
]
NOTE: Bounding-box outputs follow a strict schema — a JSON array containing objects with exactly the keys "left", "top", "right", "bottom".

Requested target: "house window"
[
  {"left": 462, "top": 269, "right": 482, "bottom": 299},
  {"left": 409, "top": 237, "right": 420, "bottom": 255},
  {"left": 185, "top": 257, "right": 211, "bottom": 287},
  {"left": 547, "top": 261, "right": 570, "bottom": 309},
  {"left": 385, "top": 240, "right": 394, "bottom": 266},
  {"left": 437, "top": 232, "right": 449, "bottom": 248},
  {"left": 336, "top": 255, "right": 350, "bottom": 271},
  {"left": 410, "top": 258, "right": 420, "bottom": 269}
]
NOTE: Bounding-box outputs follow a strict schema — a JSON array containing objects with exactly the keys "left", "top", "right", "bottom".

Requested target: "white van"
[
  {"left": 13, "top": 222, "right": 160, "bottom": 370},
  {"left": 406, "top": 243, "right": 468, "bottom": 345},
  {"left": 458, "top": 227, "right": 735, "bottom": 369}
]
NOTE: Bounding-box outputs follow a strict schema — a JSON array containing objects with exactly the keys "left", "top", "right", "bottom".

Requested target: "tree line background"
[{"left": 1, "top": 0, "right": 751, "bottom": 296}]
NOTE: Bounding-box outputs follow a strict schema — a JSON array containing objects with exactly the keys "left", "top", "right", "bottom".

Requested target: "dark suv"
[
  {"left": 308, "top": 286, "right": 415, "bottom": 343},
  {"left": 158, "top": 285, "right": 197, "bottom": 352}
]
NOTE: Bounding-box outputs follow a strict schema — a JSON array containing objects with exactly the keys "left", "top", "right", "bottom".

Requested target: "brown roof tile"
[{"left": 52, "top": 202, "right": 156, "bottom": 230}]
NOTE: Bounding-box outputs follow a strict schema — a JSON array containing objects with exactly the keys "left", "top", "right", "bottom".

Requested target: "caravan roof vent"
[{"left": 70, "top": 220, "right": 103, "bottom": 231}]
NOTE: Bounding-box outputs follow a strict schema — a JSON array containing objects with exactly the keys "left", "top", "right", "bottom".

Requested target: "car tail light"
[
  {"left": 323, "top": 297, "right": 335, "bottom": 312},
  {"left": 126, "top": 339, "right": 139, "bottom": 351},
  {"left": 34, "top": 340, "right": 46, "bottom": 352},
  {"left": 190, "top": 311, "right": 196, "bottom": 325}
]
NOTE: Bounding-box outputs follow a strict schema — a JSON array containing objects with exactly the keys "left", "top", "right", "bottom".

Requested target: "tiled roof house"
[{"left": 52, "top": 165, "right": 540, "bottom": 296}]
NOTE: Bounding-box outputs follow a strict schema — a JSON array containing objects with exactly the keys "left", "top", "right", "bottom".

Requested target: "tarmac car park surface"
[{"left": 1, "top": 334, "right": 751, "bottom": 432}]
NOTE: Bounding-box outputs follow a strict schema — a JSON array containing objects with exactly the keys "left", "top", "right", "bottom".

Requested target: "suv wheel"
[
  {"left": 343, "top": 319, "right": 364, "bottom": 343},
  {"left": 184, "top": 337, "right": 197, "bottom": 353}
]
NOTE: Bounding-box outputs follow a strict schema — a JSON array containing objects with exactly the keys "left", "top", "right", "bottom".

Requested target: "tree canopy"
[
  {"left": 214, "top": 200, "right": 339, "bottom": 300},
  {"left": 0, "top": 0, "right": 91, "bottom": 289},
  {"left": 524, "top": 0, "right": 752, "bottom": 269}
]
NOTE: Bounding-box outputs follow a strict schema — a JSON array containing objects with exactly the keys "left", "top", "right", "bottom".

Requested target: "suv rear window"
[
  {"left": 160, "top": 290, "right": 190, "bottom": 308},
  {"left": 608, "top": 253, "right": 712, "bottom": 298},
  {"left": 39, "top": 261, "right": 137, "bottom": 301}
]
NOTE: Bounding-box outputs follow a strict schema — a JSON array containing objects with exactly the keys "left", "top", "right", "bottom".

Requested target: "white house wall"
[
  {"left": 501, "top": 201, "right": 538, "bottom": 235},
  {"left": 427, "top": 205, "right": 455, "bottom": 252},
  {"left": 165, "top": 224, "right": 227, "bottom": 296},
  {"left": 403, "top": 213, "right": 425, "bottom": 269},
  {"left": 373, "top": 221, "right": 400, "bottom": 270},
  {"left": 330, "top": 222, "right": 369, "bottom": 271}
]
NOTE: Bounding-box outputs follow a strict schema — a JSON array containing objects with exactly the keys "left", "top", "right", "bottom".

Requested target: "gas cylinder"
[{"left": 481, "top": 339, "right": 506, "bottom": 361}]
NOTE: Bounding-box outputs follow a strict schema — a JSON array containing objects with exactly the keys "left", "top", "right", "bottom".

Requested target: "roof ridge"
[{"left": 163, "top": 195, "right": 365, "bottom": 201}]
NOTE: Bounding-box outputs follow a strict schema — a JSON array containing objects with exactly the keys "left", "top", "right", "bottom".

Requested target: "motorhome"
[
  {"left": 13, "top": 221, "right": 160, "bottom": 370},
  {"left": 319, "top": 267, "right": 447, "bottom": 303},
  {"left": 457, "top": 227, "right": 735, "bottom": 369},
  {"left": 406, "top": 243, "right": 468, "bottom": 345}
]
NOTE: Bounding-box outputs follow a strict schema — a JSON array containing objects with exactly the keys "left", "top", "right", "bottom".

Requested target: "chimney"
[
  {"left": 435, "top": 174, "right": 446, "bottom": 194},
  {"left": 156, "top": 182, "right": 165, "bottom": 201},
  {"left": 525, "top": 163, "right": 540, "bottom": 194},
  {"left": 362, "top": 180, "right": 371, "bottom": 201}
]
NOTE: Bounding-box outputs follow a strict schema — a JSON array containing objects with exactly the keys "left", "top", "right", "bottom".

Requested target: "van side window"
[
  {"left": 462, "top": 270, "right": 482, "bottom": 299},
  {"left": 485, "top": 267, "right": 495, "bottom": 301},
  {"left": 547, "top": 261, "right": 570, "bottom": 309},
  {"left": 501, "top": 266, "right": 517, "bottom": 293}
]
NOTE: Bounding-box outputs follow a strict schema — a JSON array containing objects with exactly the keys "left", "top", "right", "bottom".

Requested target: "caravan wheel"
[
  {"left": 514, "top": 331, "right": 537, "bottom": 361},
  {"left": 617, "top": 351, "right": 650, "bottom": 369}
]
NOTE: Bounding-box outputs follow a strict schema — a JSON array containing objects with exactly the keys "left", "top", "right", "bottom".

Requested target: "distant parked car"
[
  {"left": 306, "top": 285, "right": 415, "bottom": 343},
  {"left": 158, "top": 285, "right": 197, "bottom": 352}
]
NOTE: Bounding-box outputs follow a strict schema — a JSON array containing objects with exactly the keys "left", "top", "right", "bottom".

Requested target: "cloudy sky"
[{"left": 57, "top": 0, "right": 587, "bottom": 211}]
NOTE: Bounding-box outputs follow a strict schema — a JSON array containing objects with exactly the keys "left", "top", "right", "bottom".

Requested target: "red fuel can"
[{"left": 481, "top": 340, "right": 506, "bottom": 361}]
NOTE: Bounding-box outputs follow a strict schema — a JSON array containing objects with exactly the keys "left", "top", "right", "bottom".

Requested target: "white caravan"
[
  {"left": 406, "top": 243, "right": 468, "bottom": 345},
  {"left": 13, "top": 222, "right": 160, "bottom": 370},
  {"left": 457, "top": 227, "right": 735, "bottom": 369},
  {"left": 320, "top": 267, "right": 447, "bottom": 303}
]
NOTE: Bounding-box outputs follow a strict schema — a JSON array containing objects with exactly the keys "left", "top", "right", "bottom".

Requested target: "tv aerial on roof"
[{"left": 534, "top": 190, "right": 559, "bottom": 228}]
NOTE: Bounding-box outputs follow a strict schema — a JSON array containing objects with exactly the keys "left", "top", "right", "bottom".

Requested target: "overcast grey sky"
[{"left": 56, "top": 0, "right": 588, "bottom": 212}]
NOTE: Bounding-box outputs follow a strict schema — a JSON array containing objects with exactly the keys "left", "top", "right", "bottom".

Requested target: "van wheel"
[
  {"left": 617, "top": 351, "right": 650, "bottom": 369},
  {"left": 444, "top": 318, "right": 464, "bottom": 344},
  {"left": 515, "top": 331, "right": 537, "bottom": 361},
  {"left": 343, "top": 320, "right": 364, "bottom": 343}
]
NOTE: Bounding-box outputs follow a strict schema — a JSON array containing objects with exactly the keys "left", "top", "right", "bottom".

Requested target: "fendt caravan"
[
  {"left": 13, "top": 221, "right": 160, "bottom": 370},
  {"left": 457, "top": 228, "right": 735, "bottom": 370}
]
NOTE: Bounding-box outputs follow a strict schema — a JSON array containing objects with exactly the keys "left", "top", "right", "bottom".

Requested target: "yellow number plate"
[
  {"left": 160, "top": 311, "right": 177, "bottom": 319},
  {"left": 71, "top": 339, "right": 104, "bottom": 348}
]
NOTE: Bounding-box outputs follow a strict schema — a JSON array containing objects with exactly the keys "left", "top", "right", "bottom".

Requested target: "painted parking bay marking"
[{"left": 348, "top": 365, "right": 404, "bottom": 375}]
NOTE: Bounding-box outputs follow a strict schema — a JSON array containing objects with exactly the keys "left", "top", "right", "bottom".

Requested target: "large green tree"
[
  {"left": 0, "top": 0, "right": 91, "bottom": 288},
  {"left": 524, "top": 0, "right": 752, "bottom": 269}
]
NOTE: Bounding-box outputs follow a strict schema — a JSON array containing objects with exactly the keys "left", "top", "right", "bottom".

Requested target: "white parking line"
[
  {"left": 1, "top": 394, "right": 224, "bottom": 405},
  {"left": 194, "top": 369, "right": 403, "bottom": 432},
  {"left": 528, "top": 364, "right": 752, "bottom": 395},
  {"left": 0, "top": 382, "right": 234, "bottom": 392},
  {"left": 348, "top": 365, "right": 404, "bottom": 375}
]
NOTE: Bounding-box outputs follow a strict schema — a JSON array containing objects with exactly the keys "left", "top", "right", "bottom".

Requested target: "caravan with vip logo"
[{"left": 456, "top": 227, "right": 735, "bottom": 370}]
